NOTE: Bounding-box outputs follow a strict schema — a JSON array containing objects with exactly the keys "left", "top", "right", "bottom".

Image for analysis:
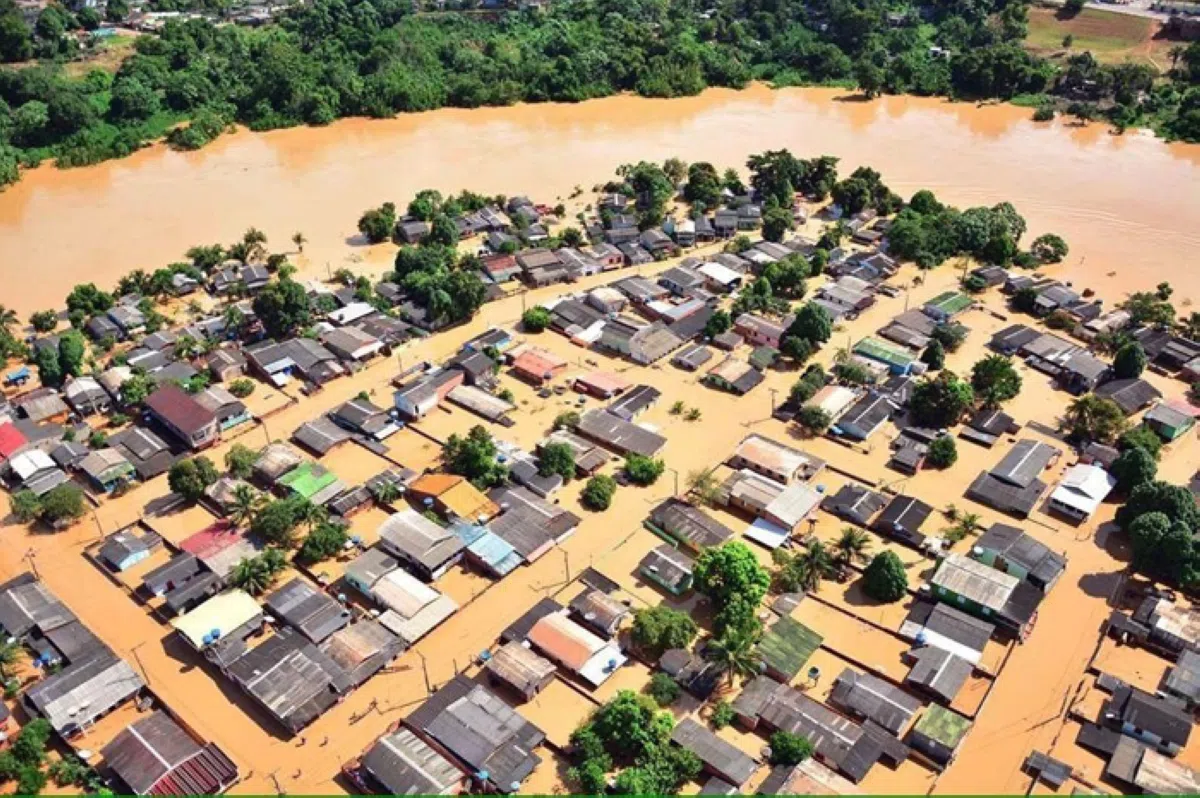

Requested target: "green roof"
[
  {"left": 749, "top": 346, "right": 779, "bottom": 370},
  {"left": 913, "top": 704, "right": 972, "bottom": 748},
  {"left": 278, "top": 462, "right": 338, "bottom": 500},
  {"left": 853, "top": 337, "right": 915, "bottom": 368},
  {"left": 757, "top": 616, "right": 822, "bottom": 680},
  {"left": 925, "top": 291, "right": 973, "bottom": 316}
]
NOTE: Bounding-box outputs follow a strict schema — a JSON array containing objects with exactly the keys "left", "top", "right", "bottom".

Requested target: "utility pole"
[
  {"left": 768, "top": 388, "right": 778, "bottom": 415},
  {"left": 561, "top": 547, "right": 571, "bottom": 583},
  {"left": 23, "top": 549, "right": 38, "bottom": 580},
  {"left": 668, "top": 467, "right": 680, "bottom": 497},
  {"left": 130, "top": 642, "right": 151, "bottom": 686}
]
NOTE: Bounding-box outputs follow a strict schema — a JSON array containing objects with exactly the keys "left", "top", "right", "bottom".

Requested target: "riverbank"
[{"left": 2, "top": 84, "right": 1200, "bottom": 318}]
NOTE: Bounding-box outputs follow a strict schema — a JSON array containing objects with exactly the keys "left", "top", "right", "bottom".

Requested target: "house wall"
[{"left": 726, "top": 454, "right": 790, "bottom": 485}]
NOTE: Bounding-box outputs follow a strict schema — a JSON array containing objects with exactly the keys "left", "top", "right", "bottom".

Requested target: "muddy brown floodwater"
[{"left": 2, "top": 84, "right": 1200, "bottom": 315}]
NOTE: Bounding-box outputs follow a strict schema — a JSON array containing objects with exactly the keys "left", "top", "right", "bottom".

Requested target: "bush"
[
  {"left": 796, "top": 405, "right": 832, "bottom": 435},
  {"left": 11, "top": 491, "right": 41, "bottom": 523},
  {"left": 788, "top": 365, "right": 827, "bottom": 405},
  {"left": 710, "top": 701, "right": 735, "bottom": 729},
  {"left": 296, "top": 522, "right": 349, "bottom": 565},
  {"left": 1119, "top": 425, "right": 1162, "bottom": 460},
  {"left": 228, "top": 378, "right": 256, "bottom": 398},
  {"left": 631, "top": 605, "right": 697, "bottom": 657},
  {"left": 39, "top": 484, "right": 85, "bottom": 526},
  {"left": 581, "top": 475, "right": 617, "bottom": 511},
  {"left": 769, "top": 731, "right": 814, "bottom": 766},
  {"left": 29, "top": 311, "right": 57, "bottom": 332},
  {"left": 921, "top": 339, "right": 945, "bottom": 369},
  {"left": 168, "top": 456, "right": 219, "bottom": 502},
  {"left": 1111, "top": 446, "right": 1157, "bottom": 493},
  {"left": 1113, "top": 341, "right": 1147, "bottom": 380},
  {"left": 645, "top": 672, "right": 681, "bottom": 706},
  {"left": 927, "top": 435, "right": 958, "bottom": 468},
  {"left": 862, "top": 551, "right": 908, "bottom": 602},
  {"left": 538, "top": 442, "right": 576, "bottom": 481},
  {"left": 553, "top": 411, "right": 580, "bottom": 430},
  {"left": 625, "top": 453, "right": 665, "bottom": 485},
  {"left": 225, "top": 443, "right": 259, "bottom": 479},
  {"left": 522, "top": 306, "right": 552, "bottom": 332}
]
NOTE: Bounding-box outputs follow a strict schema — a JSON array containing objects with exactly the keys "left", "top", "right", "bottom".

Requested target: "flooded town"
[{"left": 0, "top": 127, "right": 1197, "bottom": 798}]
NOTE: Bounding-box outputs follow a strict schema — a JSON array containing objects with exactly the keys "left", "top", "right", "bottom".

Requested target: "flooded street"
[{"left": 2, "top": 84, "right": 1200, "bottom": 314}]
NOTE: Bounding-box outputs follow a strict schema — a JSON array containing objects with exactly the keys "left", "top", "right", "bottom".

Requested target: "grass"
[
  {"left": 64, "top": 35, "right": 139, "bottom": 78},
  {"left": 1025, "top": 6, "right": 1174, "bottom": 70}
]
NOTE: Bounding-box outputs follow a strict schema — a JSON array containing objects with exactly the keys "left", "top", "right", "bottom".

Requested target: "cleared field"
[{"left": 1026, "top": 6, "right": 1174, "bottom": 69}]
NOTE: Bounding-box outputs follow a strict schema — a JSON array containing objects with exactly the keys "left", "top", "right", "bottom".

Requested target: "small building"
[
  {"left": 330, "top": 398, "right": 401, "bottom": 441},
  {"left": 348, "top": 727, "right": 465, "bottom": 795},
  {"left": 264, "top": 577, "right": 350, "bottom": 644},
  {"left": 922, "top": 291, "right": 973, "bottom": 322},
  {"left": 377, "top": 508, "right": 467, "bottom": 581},
  {"left": 834, "top": 393, "right": 896, "bottom": 441},
  {"left": 829, "top": 668, "right": 922, "bottom": 735},
  {"left": 1095, "top": 378, "right": 1163, "bottom": 416},
  {"left": 1102, "top": 683, "right": 1191, "bottom": 756},
  {"left": 78, "top": 447, "right": 136, "bottom": 494},
  {"left": 928, "top": 553, "right": 1042, "bottom": 640},
  {"left": 966, "top": 439, "right": 1059, "bottom": 518},
  {"left": 144, "top": 383, "right": 220, "bottom": 451},
  {"left": 409, "top": 473, "right": 500, "bottom": 523},
  {"left": 607, "top": 384, "right": 661, "bottom": 421},
  {"left": 569, "top": 589, "right": 629, "bottom": 639},
  {"left": 646, "top": 498, "right": 735, "bottom": 553},
  {"left": 639, "top": 544, "right": 695, "bottom": 595},
  {"left": 63, "top": 377, "right": 111, "bottom": 416},
  {"left": 573, "top": 371, "right": 632, "bottom": 399},
  {"left": 527, "top": 611, "right": 627, "bottom": 687},
  {"left": 486, "top": 485, "right": 580, "bottom": 563},
  {"left": 909, "top": 705, "right": 972, "bottom": 768},
  {"left": 97, "top": 525, "right": 154, "bottom": 572},
  {"left": 393, "top": 367, "right": 464, "bottom": 419},
  {"left": 253, "top": 442, "right": 303, "bottom": 486},
  {"left": 484, "top": 640, "right": 557, "bottom": 701},
  {"left": 899, "top": 601, "right": 995, "bottom": 665},
  {"left": 101, "top": 710, "right": 237, "bottom": 796},
  {"left": 972, "top": 523, "right": 1067, "bottom": 591},
  {"left": 734, "top": 313, "right": 788, "bottom": 349},
  {"left": 672, "top": 343, "right": 713, "bottom": 371},
  {"left": 1048, "top": 464, "right": 1116, "bottom": 522},
  {"left": 321, "top": 326, "right": 384, "bottom": 362},
  {"left": 873, "top": 495, "right": 933, "bottom": 548},
  {"left": 278, "top": 461, "right": 346, "bottom": 506},
  {"left": 904, "top": 646, "right": 974, "bottom": 704},
  {"left": 171, "top": 590, "right": 265, "bottom": 652},
  {"left": 574, "top": 409, "right": 667, "bottom": 458},
  {"left": 510, "top": 347, "right": 568, "bottom": 386},
  {"left": 1133, "top": 597, "right": 1200, "bottom": 656},
  {"left": 670, "top": 717, "right": 758, "bottom": 788},
  {"left": 207, "top": 348, "right": 247, "bottom": 383},
  {"left": 1145, "top": 400, "right": 1199, "bottom": 441},
  {"left": 727, "top": 433, "right": 823, "bottom": 484},
  {"left": 757, "top": 615, "right": 822, "bottom": 683},
  {"left": 821, "top": 484, "right": 887, "bottom": 527},
  {"left": 1163, "top": 648, "right": 1200, "bottom": 708}
]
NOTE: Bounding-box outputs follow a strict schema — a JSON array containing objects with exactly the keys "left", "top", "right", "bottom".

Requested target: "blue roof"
[
  {"left": 452, "top": 522, "right": 521, "bottom": 576},
  {"left": 5, "top": 367, "right": 30, "bottom": 380}
]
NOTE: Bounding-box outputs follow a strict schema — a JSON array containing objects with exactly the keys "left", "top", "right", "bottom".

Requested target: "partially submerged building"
[{"left": 927, "top": 553, "right": 1042, "bottom": 640}]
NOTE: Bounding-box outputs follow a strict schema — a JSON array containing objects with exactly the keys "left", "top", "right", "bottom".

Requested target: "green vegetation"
[
  {"left": 796, "top": 405, "right": 832, "bottom": 435},
  {"left": 1065, "top": 394, "right": 1127, "bottom": 444},
  {"left": 1111, "top": 445, "right": 1157, "bottom": 493},
  {"left": 538, "top": 441, "right": 576, "bottom": 481},
  {"left": 645, "top": 672, "right": 681, "bottom": 706},
  {"left": 769, "top": 730, "right": 814, "bottom": 766},
  {"left": 863, "top": 550, "right": 909, "bottom": 602},
  {"left": 388, "top": 239, "right": 486, "bottom": 328},
  {"left": 709, "top": 701, "right": 735, "bottom": 729},
  {"left": 788, "top": 364, "right": 826, "bottom": 405},
  {"left": 631, "top": 605, "right": 698, "bottom": 658},
  {"left": 12, "top": 484, "right": 85, "bottom": 527},
  {"left": 921, "top": 339, "right": 945, "bottom": 369},
  {"left": 694, "top": 540, "right": 770, "bottom": 637},
  {"left": 357, "top": 202, "right": 396, "bottom": 243},
  {"left": 910, "top": 371, "right": 974, "bottom": 427},
  {"left": 971, "top": 354, "right": 1022, "bottom": 407},
  {"left": 1119, "top": 425, "right": 1162, "bottom": 461},
  {"left": 250, "top": 495, "right": 312, "bottom": 547},
  {"left": 296, "top": 521, "right": 349, "bottom": 565},
  {"left": 1112, "top": 340, "right": 1147, "bottom": 380},
  {"left": 442, "top": 425, "right": 507, "bottom": 489},
  {"left": 167, "top": 455, "right": 219, "bottom": 502},
  {"left": 773, "top": 541, "right": 836, "bottom": 592},
  {"left": 927, "top": 434, "right": 958, "bottom": 468},
  {"left": 224, "top": 443, "right": 258, "bottom": 479},
  {"left": 1118, "top": 481, "right": 1200, "bottom": 588},
  {"left": 624, "top": 453, "right": 665, "bottom": 486},
  {"left": 553, "top": 410, "right": 580, "bottom": 430},
  {"left": 230, "top": 548, "right": 288, "bottom": 595},
  {"left": 521, "top": 306, "right": 552, "bottom": 333},
  {"left": 581, "top": 474, "right": 617, "bottom": 511}
]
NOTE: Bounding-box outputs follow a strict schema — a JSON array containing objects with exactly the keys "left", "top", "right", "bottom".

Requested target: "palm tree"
[
  {"left": 945, "top": 512, "right": 981, "bottom": 543},
  {"left": 230, "top": 557, "right": 272, "bottom": 595},
  {"left": 174, "top": 334, "right": 199, "bottom": 361},
  {"left": 242, "top": 227, "right": 268, "bottom": 262},
  {"left": 260, "top": 547, "right": 288, "bottom": 574},
  {"left": 0, "top": 305, "right": 17, "bottom": 331},
  {"left": 229, "top": 484, "right": 262, "bottom": 528},
  {"left": 705, "top": 630, "right": 762, "bottom": 686},
  {"left": 374, "top": 482, "right": 401, "bottom": 505},
  {"left": 787, "top": 541, "right": 837, "bottom": 592},
  {"left": 292, "top": 232, "right": 307, "bottom": 253},
  {"left": 833, "top": 526, "right": 872, "bottom": 567},
  {"left": 687, "top": 468, "right": 723, "bottom": 507},
  {"left": 299, "top": 500, "right": 328, "bottom": 531},
  {"left": 0, "top": 640, "right": 22, "bottom": 679}
]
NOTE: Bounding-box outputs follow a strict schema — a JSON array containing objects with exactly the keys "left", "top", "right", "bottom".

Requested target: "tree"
[
  {"left": 253, "top": 278, "right": 311, "bottom": 339},
  {"left": 428, "top": 213, "right": 458, "bottom": 247},
  {"left": 297, "top": 522, "right": 349, "bottom": 565},
  {"left": 1031, "top": 233, "right": 1068, "bottom": 263},
  {"left": 16, "top": 766, "right": 46, "bottom": 796},
  {"left": 292, "top": 231, "right": 306, "bottom": 252},
  {"left": 521, "top": 306, "right": 552, "bottom": 332},
  {"left": 0, "top": 640, "right": 21, "bottom": 679},
  {"left": 1066, "top": 394, "right": 1127, "bottom": 444},
  {"left": 553, "top": 411, "right": 580, "bottom": 431},
  {"left": 694, "top": 541, "right": 770, "bottom": 635},
  {"left": 228, "top": 378, "right": 255, "bottom": 399},
  {"left": 358, "top": 202, "right": 396, "bottom": 243},
  {"left": 1111, "top": 446, "right": 1157, "bottom": 493},
  {"left": 796, "top": 405, "right": 832, "bottom": 436},
  {"left": 705, "top": 628, "right": 762, "bottom": 686},
  {"left": 1117, "top": 481, "right": 1200, "bottom": 533},
  {"left": 833, "top": 526, "right": 872, "bottom": 567},
  {"left": 789, "top": 365, "right": 827, "bottom": 405},
  {"left": 10, "top": 491, "right": 41, "bottom": 523},
  {"left": 762, "top": 203, "right": 793, "bottom": 243},
  {"left": 773, "top": 542, "right": 836, "bottom": 593},
  {"left": 589, "top": 690, "right": 673, "bottom": 761},
  {"left": 769, "top": 731, "right": 814, "bottom": 766},
  {"left": 704, "top": 310, "right": 731, "bottom": 338},
  {"left": 538, "top": 442, "right": 576, "bottom": 481},
  {"left": 645, "top": 672, "right": 681, "bottom": 706},
  {"left": 631, "top": 605, "right": 697, "bottom": 657},
  {"left": 787, "top": 303, "right": 833, "bottom": 346},
  {"left": 168, "top": 457, "right": 219, "bottom": 502},
  {"left": 33, "top": 345, "right": 63, "bottom": 388},
  {"left": 971, "top": 355, "right": 1022, "bottom": 407},
  {"left": 684, "top": 162, "right": 722, "bottom": 208},
  {"left": 230, "top": 550, "right": 287, "bottom": 596},
  {"left": 443, "top": 425, "right": 507, "bottom": 489},
  {"left": 927, "top": 434, "right": 958, "bottom": 468},
  {"left": 910, "top": 372, "right": 974, "bottom": 427},
  {"left": 921, "top": 339, "right": 945, "bottom": 369},
  {"left": 581, "top": 475, "right": 617, "bottom": 511},
  {"left": 1118, "top": 425, "right": 1162, "bottom": 460},
  {"left": 228, "top": 484, "right": 262, "bottom": 528},
  {"left": 863, "top": 551, "right": 908, "bottom": 602},
  {"left": 1112, "top": 341, "right": 1147, "bottom": 380},
  {"left": 250, "top": 496, "right": 309, "bottom": 547},
  {"left": 104, "top": 0, "right": 128, "bottom": 20},
  {"left": 225, "top": 444, "right": 258, "bottom": 479},
  {"left": 624, "top": 454, "right": 665, "bottom": 485},
  {"left": 28, "top": 311, "right": 57, "bottom": 333},
  {"left": 39, "top": 484, "right": 85, "bottom": 526}
]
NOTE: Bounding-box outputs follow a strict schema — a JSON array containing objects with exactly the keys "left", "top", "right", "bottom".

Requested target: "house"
[
  {"left": 344, "top": 549, "right": 458, "bottom": 646},
  {"left": 484, "top": 641, "right": 557, "bottom": 701},
  {"left": 899, "top": 600, "right": 995, "bottom": 665},
  {"left": 510, "top": 347, "right": 568, "bottom": 385},
  {"left": 961, "top": 408, "right": 1019, "bottom": 448},
  {"left": 586, "top": 286, "right": 627, "bottom": 314},
  {"left": 377, "top": 508, "right": 467, "bottom": 580},
  {"left": 697, "top": 262, "right": 744, "bottom": 293},
  {"left": 78, "top": 448, "right": 135, "bottom": 493},
  {"left": 13, "top": 390, "right": 69, "bottom": 424},
  {"left": 909, "top": 705, "right": 972, "bottom": 768},
  {"left": 252, "top": 442, "right": 303, "bottom": 486},
  {"left": 705, "top": 357, "right": 764, "bottom": 395},
  {"left": 928, "top": 553, "right": 1042, "bottom": 639},
  {"left": 245, "top": 338, "right": 345, "bottom": 387},
  {"left": 486, "top": 485, "right": 580, "bottom": 562},
  {"left": 278, "top": 461, "right": 347, "bottom": 505},
  {"left": 193, "top": 386, "right": 251, "bottom": 431},
  {"left": 330, "top": 398, "right": 400, "bottom": 441},
  {"left": 1059, "top": 351, "right": 1110, "bottom": 394},
  {"left": 447, "top": 385, "right": 515, "bottom": 426},
  {"left": 142, "top": 385, "right": 214, "bottom": 452},
  {"left": 1145, "top": 400, "right": 1199, "bottom": 441},
  {"left": 967, "top": 440, "right": 1058, "bottom": 518},
  {"left": 1048, "top": 464, "right": 1116, "bottom": 522},
  {"left": 321, "top": 326, "right": 384, "bottom": 362},
  {"left": 640, "top": 228, "right": 678, "bottom": 258},
  {"left": 111, "top": 426, "right": 175, "bottom": 480},
  {"left": 265, "top": 577, "right": 350, "bottom": 644},
  {"left": 63, "top": 377, "right": 110, "bottom": 416},
  {"left": 573, "top": 371, "right": 631, "bottom": 399},
  {"left": 1102, "top": 683, "right": 1192, "bottom": 756},
  {"left": 1094, "top": 378, "right": 1163, "bottom": 416},
  {"left": 607, "top": 384, "right": 660, "bottom": 421},
  {"left": 404, "top": 674, "right": 545, "bottom": 793},
  {"left": 822, "top": 484, "right": 887, "bottom": 527},
  {"left": 629, "top": 322, "right": 684, "bottom": 365},
  {"left": 85, "top": 314, "right": 121, "bottom": 341},
  {"left": 989, "top": 324, "right": 1041, "bottom": 355},
  {"left": 395, "top": 218, "right": 429, "bottom": 243},
  {"left": 853, "top": 337, "right": 916, "bottom": 375},
  {"left": 101, "top": 710, "right": 237, "bottom": 796},
  {"left": 569, "top": 589, "right": 629, "bottom": 639},
  {"left": 659, "top": 266, "right": 706, "bottom": 297},
  {"left": 207, "top": 348, "right": 247, "bottom": 382},
  {"left": 873, "top": 495, "right": 934, "bottom": 548},
  {"left": 224, "top": 627, "right": 351, "bottom": 734},
  {"left": 647, "top": 499, "right": 735, "bottom": 553},
  {"left": 971, "top": 523, "right": 1067, "bottom": 591},
  {"left": 1163, "top": 648, "right": 1200, "bottom": 708},
  {"left": 671, "top": 717, "right": 758, "bottom": 787},
  {"left": 829, "top": 668, "right": 922, "bottom": 734},
  {"left": 347, "top": 727, "right": 465, "bottom": 796},
  {"left": 526, "top": 611, "right": 627, "bottom": 686},
  {"left": 410, "top": 473, "right": 500, "bottom": 523},
  {"left": 834, "top": 393, "right": 896, "bottom": 441},
  {"left": 757, "top": 616, "right": 822, "bottom": 683},
  {"left": 614, "top": 276, "right": 669, "bottom": 306},
  {"left": 904, "top": 646, "right": 974, "bottom": 704},
  {"left": 320, "top": 619, "right": 402, "bottom": 687},
  {"left": 735, "top": 313, "right": 789, "bottom": 349},
  {"left": 480, "top": 252, "right": 521, "bottom": 283},
  {"left": 639, "top": 544, "right": 695, "bottom": 595},
  {"left": 574, "top": 409, "right": 666, "bottom": 457},
  {"left": 107, "top": 304, "right": 147, "bottom": 337},
  {"left": 97, "top": 525, "right": 154, "bottom": 572},
  {"left": 5, "top": 449, "right": 68, "bottom": 496},
  {"left": 1132, "top": 597, "right": 1200, "bottom": 655},
  {"left": 393, "top": 368, "right": 464, "bottom": 419},
  {"left": 922, "top": 291, "right": 973, "bottom": 322},
  {"left": 171, "top": 590, "right": 265, "bottom": 653},
  {"left": 728, "top": 434, "right": 824, "bottom": 484},
  {"left": 672, "top": 343, "right": 713, "bottom": 371}
]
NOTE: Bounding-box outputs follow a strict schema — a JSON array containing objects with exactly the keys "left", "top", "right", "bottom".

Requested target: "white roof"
[
  {"left": 743, "top": 517, "right": 790, "bottom": 549},
  {"left": 675, "top": 218, "right": 696, "bottom": 234},
  {"left": 327, "top": 302, "right": 375, "bottom": 325},
  {"left": 697, "top": 262, "right": 743, "bottom": 285},
  {"left": 579, "top": 643, "right": 628, "bottom": 686},
  {"left": 765, "top": 482, "right": 822, "bottom": 529},
  {"left": 171, "top": 590, "right": 262, "bottom": 649},
  {"left": 809, "top": 385, "right": 859, "bottom": 418},
  {"left": 1050, "top": 463, "right": 1116, "bottom": 515},
  {"left": 9, "top": 449, "right": 55, "bottom": 480},
  {"left": 378, "top": 594, "right": 458, "bottom": 646},
  {"left": 371, "top": 567, "right": 441, "bottom": 618}
]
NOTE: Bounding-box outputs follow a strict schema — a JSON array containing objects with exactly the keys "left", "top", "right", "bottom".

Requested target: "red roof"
[
  {"left": 144, "top": 383, "right": 217, "bottom": 436},
  {"left": 0, "top": 422, "right": 26, "bottom": 461},
  {"left": 180, "top": 522, "right": 244, "bottom": 559},
  {"left": 149, "top": 744, "right": 238, "bottom": 796}
]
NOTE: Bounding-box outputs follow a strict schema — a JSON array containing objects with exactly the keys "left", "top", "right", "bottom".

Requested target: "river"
[{"left": 2, "top": 83, "right": 1200, "bottom": 316}]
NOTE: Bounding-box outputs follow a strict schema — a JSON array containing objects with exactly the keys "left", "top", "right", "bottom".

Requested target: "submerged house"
[
  {"left": 927, "top": 553, "right": 1042, "bottom": 640},
  {"left": 971, "top": 523, "right": 1067, "bottom": 592},
  {"left": 966, "top": 439, "right": 1059, "bottom": 518}
]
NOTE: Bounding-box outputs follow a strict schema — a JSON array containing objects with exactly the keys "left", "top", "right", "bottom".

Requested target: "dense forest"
[{"left": 0, "top": 0, "right": 1199, "bottom": 188}]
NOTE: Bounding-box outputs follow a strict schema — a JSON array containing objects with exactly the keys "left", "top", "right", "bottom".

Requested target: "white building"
[{"left": 1049, "top": 463, "right": 1116, "bottom": 521}]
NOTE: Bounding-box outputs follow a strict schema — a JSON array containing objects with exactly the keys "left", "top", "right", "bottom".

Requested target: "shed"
[
  {"left": 829, "top": 668, "right": 922, "bottom": 734},
  {"left": 353, "top": 727, "right": 464, "bottom": 795},
  {"left": 909, "top": 705, "right": 971, "bottom": 767},
  {"left": 905, "top": 646, "right": 973, "bottom": 703},
  {"left": 484, "top": 641, "right": 557, "bottom": 701},
  {"left": 265, "top": 577, "right": 350, "bottom": 643},
  {"left": 101, "top": 710, "right": 237, "bottom": 796},
  {"left": 671, "top": 717, "right": 758, "bottom": 787}
]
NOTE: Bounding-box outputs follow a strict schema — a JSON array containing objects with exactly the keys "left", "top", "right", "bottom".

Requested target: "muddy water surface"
[{"left": 2, "top": 84, "right": 1200, "bottom": 314}]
